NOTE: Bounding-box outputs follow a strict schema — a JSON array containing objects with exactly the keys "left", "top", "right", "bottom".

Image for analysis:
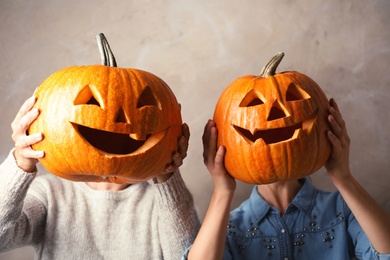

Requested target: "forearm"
[
  {"left": 332, "top": 174, "right": 390, "bottom": 254},
  {"left": 188, "top": 189, "right": 233, "bottom": 260}
]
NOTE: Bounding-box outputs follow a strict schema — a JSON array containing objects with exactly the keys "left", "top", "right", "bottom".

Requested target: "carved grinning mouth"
[
  {"left": 233, "top": 109, "right": 317, "bottom": 145},
  {"left": 234, "top": 122, "right": 302, "bottom": 145},
  {"left": 74, "top": 124, "right": 148, "bottom": 154},
  {"left": 72, "top": 123, "right": 167, "bottom": 155}
]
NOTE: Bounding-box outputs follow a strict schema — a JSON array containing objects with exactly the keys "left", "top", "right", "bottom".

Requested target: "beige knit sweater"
[{"left": 0, "top": 150, "right": 200, "bottom": 260}]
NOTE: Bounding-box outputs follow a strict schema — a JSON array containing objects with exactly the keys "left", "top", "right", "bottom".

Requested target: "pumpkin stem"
[
  {"left": 259, "top": 52, "right": 284, "bottom": 78},
  {"left": 96, "top": 33, "right": 117, "bottom": 67}
]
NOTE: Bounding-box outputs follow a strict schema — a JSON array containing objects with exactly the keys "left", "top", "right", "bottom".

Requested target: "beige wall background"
[{"left": 1, "top": 0, "right": 389, "bottom": 259}]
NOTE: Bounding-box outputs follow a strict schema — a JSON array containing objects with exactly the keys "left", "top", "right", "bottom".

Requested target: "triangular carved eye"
[
  {"left": 137, "top": 86, "right": 160, "bottom": 108},
  {"left": 286, "top": 83, "right": 310, "bottom": 101},
  {"left": 74, "top": 85, "right": 102, "bottom": 107},
  {"left": 239, "top": 90, "right": 266, "bottom": 107}
]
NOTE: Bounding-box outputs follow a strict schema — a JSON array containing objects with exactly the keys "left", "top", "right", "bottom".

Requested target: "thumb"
[{"left": 214, "top": 146, "right": 226, "bottom": 166}]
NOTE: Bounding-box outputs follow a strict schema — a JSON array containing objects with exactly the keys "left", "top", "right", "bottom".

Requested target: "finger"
[
  {"left": 214, "top": 146, "right": 226, "bottom": 167},
  {"left": 19, "top": 148, "right": 44, "bottom": 159},
  {"left": 202, "top": 120, "right": 214, "bottom": 162},
  {"left": 205, "top": 125, "right": 218, "bottom": 165},
  {"left": 329, "top": 98, "right": 348, "bottom": 131},
  {"left": 327, "top": 114, "right": 344, "bottom": 141},
  {"left": 11, "top": 108, "right": 40, "bottom": 145},
  {"left": 11, "top": 107, "right": 39, "bottom": 136},
  {"left": 164, "top": 164, "right": 176, "bottom": 173},
  {"left": 329, "top": 106, "right": 346, "bottom": 129},
  {"left": 164, "top": 152, "right": 182, "bottom": 173},
  {"left": 202, "top": 120, "right": 213, "bottom": 145},
  {"left": 182, "top": 123, "right": 190, "bottom": 143},
  {"left": 327, "top": 130, "right": 342, "bottom": 158},
  {"left": 177, "top": 123, "right": 190, "bottom": 158},
  {"left": 15, "top": 133, "right": 43, "bottom": 149},
  {"left": 177, "top": 136, "right": 188, "bottom": 160},
  {"left": 171, "top": 152, "right": 183, "bottom": 168},
  {"left": 329, "top": 104, "right": 350, "bottom": 144},
  {"left": 13, "top": 96, "right": 36, "bottom": 125},
  {"left": 330, "top": 98, "right": 340, "bottom": 113}
]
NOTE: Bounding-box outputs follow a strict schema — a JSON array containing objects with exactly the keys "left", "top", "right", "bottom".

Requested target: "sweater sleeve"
[
  {"left": 0, "top": 149, "right": 47, "bottom": 252},
  {"left": 153, "top": 170, "right": 200, "bottom": 260}
]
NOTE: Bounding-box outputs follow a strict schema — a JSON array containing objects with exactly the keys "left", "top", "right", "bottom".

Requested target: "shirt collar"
[
  {"left": 249, "top": 178, "right": 316, "bottom": 222},
  {"left": 290, "top": 178, "right": 316, "bottom": 216},
  {"left": 248, "top": 185, "right": 270, "bottom": 222}
]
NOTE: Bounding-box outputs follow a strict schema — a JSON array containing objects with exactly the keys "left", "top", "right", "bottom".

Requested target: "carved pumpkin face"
[
  {"left": 213, "top": 53, "right": 330, "bottom": 184},
  {"left": 28, "top": 35, "right": 182, "bottom": 184}
]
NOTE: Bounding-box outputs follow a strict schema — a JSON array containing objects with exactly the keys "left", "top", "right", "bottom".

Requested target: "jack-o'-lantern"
[
  {"left": 213, "top": 52, "right": 330, "bottom": 184},
  {"left": 28, "top": 33, "right": 182, "bottom": 184}
]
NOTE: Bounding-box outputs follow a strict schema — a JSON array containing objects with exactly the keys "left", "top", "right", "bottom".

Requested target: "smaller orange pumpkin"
[
  {"left": 213, "top": 52, "right": 331, "bottom": 184},
  {"left": 28, "top": 33, "right": 182, "bottom": 184}
]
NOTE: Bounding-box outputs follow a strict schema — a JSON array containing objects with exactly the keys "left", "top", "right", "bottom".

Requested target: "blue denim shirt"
[{"left": 183, "top": 178, "right": 390, "bottom": 260}]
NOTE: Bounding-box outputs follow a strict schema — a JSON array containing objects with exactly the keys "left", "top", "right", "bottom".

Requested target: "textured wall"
[{"left": 1, "top": 0, "right": 389, "bottom": 259}]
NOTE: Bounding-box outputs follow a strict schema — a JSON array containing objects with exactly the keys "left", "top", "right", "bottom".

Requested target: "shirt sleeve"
[
  {"left": 346, "top": 201, "right": 390, "bottom": 260},
  {"left": 0, "top": 149, "right": 47, "bottom": 252},
  {"left": 153, "top": 169, "right": 201, "bottom": 260}
]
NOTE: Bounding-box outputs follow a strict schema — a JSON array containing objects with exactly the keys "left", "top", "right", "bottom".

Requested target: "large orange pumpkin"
[
  {"left": 213, "top": 52, "right": 330, "bottom": 184},
  {"left": 28, "top": 33, "right": 182, "bottom": 184}
]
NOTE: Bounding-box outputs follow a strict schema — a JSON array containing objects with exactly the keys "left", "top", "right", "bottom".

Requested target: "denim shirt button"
[
  {"left": 281, "top": 229, "right": 286, "bottom": 233},
  {"left": 284, "top": 257, "right": 289, "bottom": 260}
]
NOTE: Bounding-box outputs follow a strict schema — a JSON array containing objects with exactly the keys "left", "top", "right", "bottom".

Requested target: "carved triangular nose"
[
  {"left": 115, "top": 107, "right": 130, "bottom": 123},
  {"left": 267, "top": 101, "right": 287, "bottom": 121}
]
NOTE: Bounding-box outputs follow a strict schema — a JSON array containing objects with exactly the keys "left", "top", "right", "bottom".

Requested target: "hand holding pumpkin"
[
  {"left": 202, "top": 120, "right": 236, "bottom": 194},
  {"left": 154, "top": 123, "right": 190, "bottom": 183},
  {"left": 325, "top": 98, "right": 352, "bottom": 183},
  {"left": 11, "top": 95, "right": 44, "bottom": 172}
]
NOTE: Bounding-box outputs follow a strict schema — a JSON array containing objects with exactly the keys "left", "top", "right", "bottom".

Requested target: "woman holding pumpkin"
[
  {"left": 184, "top": 98, "right": 390, "bottom": 260},
  {"left": 0, "top": 95, "right": 200, "bottom": 259}
]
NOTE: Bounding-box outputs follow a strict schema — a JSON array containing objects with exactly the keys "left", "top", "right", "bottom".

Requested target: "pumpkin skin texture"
[
  {"left": 28, "top": 34, "right": 182, "bottom": 184},
  {"left": 213, "top": 52, "right": 330, "bottom": 184}
]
